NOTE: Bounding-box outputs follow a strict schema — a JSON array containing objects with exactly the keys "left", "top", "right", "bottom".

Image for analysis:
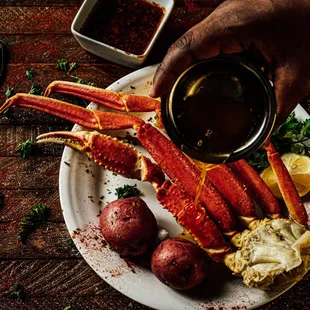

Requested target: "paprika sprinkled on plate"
[{"left": 80, "top": 0, "right": 164, "bottom": 55}]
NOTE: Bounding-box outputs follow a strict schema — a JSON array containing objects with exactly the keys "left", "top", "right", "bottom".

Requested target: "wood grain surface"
[{"left": 0, "top": 0, "right": 309, "bottom": 309}]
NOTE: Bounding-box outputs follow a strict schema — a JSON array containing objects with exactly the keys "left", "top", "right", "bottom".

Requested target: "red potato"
[
  {"left": 100, "top": 197, "right": 157, "bottom": 257},
  {"left": 151, "top": 238, "right": 208, "bottom": 290}
]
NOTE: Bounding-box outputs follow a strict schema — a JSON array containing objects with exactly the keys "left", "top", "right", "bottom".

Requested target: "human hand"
[{"left": 151, "top": 0, "right": 310, "bottom": 123}]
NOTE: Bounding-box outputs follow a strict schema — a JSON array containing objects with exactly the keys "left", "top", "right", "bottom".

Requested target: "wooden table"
[{"left": 0, "top": 1, "right": 309, "bottom": 309}]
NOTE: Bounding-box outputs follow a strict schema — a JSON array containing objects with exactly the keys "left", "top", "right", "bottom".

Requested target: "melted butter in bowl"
[{"left": 162, "top": 56, "right": 277, "bottom": 163}]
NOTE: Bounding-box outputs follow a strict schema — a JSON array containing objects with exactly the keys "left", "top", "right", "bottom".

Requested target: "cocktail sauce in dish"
[
  {"left": 80, "top": 0, "right": 164, "bottom": 55},
  {"left": 162, "top": 55, "right": 276, "bottom": 164}
]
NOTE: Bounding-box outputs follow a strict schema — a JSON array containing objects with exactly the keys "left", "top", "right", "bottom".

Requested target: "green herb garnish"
[
  {"left": 29, "top": 83, "right": 44, "bottom": 96},
  {"left": 17, "top": 204, "right": 49, "bottom": 244},
  {"left": 68, "top": 62, "right": 78, "bottom": 73},
  {"left": 247, "top": 148, "right": 269, "bottom": 171},
  {"left": 26, "top": 70, "right": 33, "bottom": 80},
  {"left": 248, "top": 112, "right": 310, "bottom": 171},
  {"left": 272, "top": 113, "right": 310, "bottom": 155},
  {"left": 56, "top": 59, "right": 77, "bottom": 73},
  {"left": 65, "top": 237, "right": 74, "bottom": 247},
  {"left": 55, "top": 59, "right": 96, "bottom": 86},
  {"left": 3, "top": 108, "right": 11, "bottom": 116},
  {"left": 56, "top": 59, "right": 69, "bottom": 72},
  {"left": 16, "top": 139, "right": 33, "bottom": 158},
  {"left": 3, "top": 86, "right": 16, "bottom": 115},
  {"left": 63, "top": 306, "right": 71, "bottom": 310},
  {"left": 9, "top": 283, "right": 25, "bottom": 299},
  {"left": 56, "top": 59, "right": 78, "bottom": 74},
  {"left": 5, "top": 86, "right": 15, "bottom": 99},
  {"left": 76, "top": 78, "right": 97, "bottom": 87},
  {"left": 115, "top": 184, "right": 142, "bottom": 199}
]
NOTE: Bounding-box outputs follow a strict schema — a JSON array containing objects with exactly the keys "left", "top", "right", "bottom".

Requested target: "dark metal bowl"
[{"left": 161, "top": 54, "right": 276, "bottom": 163}]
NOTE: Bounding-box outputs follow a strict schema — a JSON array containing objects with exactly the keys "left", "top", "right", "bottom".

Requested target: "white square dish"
[{"left": 71, "top": 0, "right": 174, "bottom": 68}]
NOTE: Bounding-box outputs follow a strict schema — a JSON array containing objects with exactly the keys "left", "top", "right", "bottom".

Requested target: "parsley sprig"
[
  {"left": 17, "top": 204, "right": 49, "bottom": 244},
  {"left": 3, "top": 86, "right": 15, "bottom": 115},
  {"left": 9, "top": 283, "right": 25, "bottom": 299},
  {"left": 5, "top": 86, "right": 15, "bottom": 99},
  {"left": 115, "top": 184, "right": 142, "bottom": 199},
  {"left": 272, "top": 113, "right": 310, "bottom": 155},
  {"left": 56, "top": 59, "right": 96, "bottom": 86},
  {"left": 29, "top": 83, "right": 44, "bottom": 96},
  {"left": 16, "top": 139, "right": 33, "bottom": 158},
  {"left": 248, "top": 112, "right": 310, "bottom": 171},
  {"left": 26, "top": 70, "right": 33, "bottom": 80}
]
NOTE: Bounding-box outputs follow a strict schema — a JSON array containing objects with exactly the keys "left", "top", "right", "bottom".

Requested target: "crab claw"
[
  {"left": 37, "top": 131, "right": 90, "bottom": 151},
  {"left": 37, "top": 131, "right": 141, "bottom": 179}
]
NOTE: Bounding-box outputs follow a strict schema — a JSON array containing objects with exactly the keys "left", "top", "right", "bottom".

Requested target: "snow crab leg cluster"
[{"left": 1, "top": 81, "right": 309, "bottom": 289}]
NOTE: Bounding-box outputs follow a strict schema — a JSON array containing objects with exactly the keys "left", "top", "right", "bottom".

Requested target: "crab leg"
[
  {"left": 1, "top": 94, "right": 236, "bottom": 234},
  {"left": 136, "top": 124, "right": 236, "bottom": 234},
  {"left": 205, "top": 164, "right": 257, "bottom": 226},
  {"left": 37, "top": 130, "right": 230, "bottom": 261},
  {"left": 227, "top": 159, "right": 281, "bottom": 218},
  {"left": 0, "top": 94, "right": 144, "bottom": 130},
  {"left": 45, "top": 81, "right": 161, "bottom": 114},
  {"left": 156, "top": 180, "right": 231, "bottom": 261},
  {"left": 264, "top": 142, "right": 308, "bottom": 226}
]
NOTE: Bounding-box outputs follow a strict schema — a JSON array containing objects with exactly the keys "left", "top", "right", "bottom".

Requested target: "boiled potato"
[
  {"left": 100, "top": 197, "right": 157, "bottom": 257},
  {"left": 151, "top": 237, "right": 208, "bottom": 290}
]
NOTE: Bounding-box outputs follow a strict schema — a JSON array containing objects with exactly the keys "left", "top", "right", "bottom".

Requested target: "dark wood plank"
[
  {"left": 146, "top": 7, "right": 216, "bottom": 64},
  {"left": 2, "top": 35, "right": 102, "bottom": 64},
  {"left": 0, "top": 125, "right": 69, "bottom": 157},
  {"left": 0, "top": 0, "right": 224, "bottom": 7},
  {"left": 0, "top": 109, "right": 73, "bottom": 126},
  {"left": 178, "top": 0, "right": 225, "bottom": 7},
  {"left": 0, "top": 259, "right": 149, "bottom": 310},
  {"left": 0, "top": 189, "right": 63, "bottom": 222},
  {"left": 0, "top": 222, "right": 80, "bottom": 258},
  {"left": 0, "top": 6, "right": 78, "bottom": 35},
  {"left": 0, "top": 260, "right": 106, "bottom": 297},
  {"left": 0, "top": 157, "right": 60, "bottom": 189},
  {"left": 0, "top": 296, "right": 149, "bottom": 310},
  {"left": 0, "top": 3, "right": 219, "bottom": 36},
  {"left": 0, "top": 63, "right": 132, "bottom": 125},
  {"left": 0, "top": 259, "right": 308, "bottom": 309},
  {"left": 0, "top": 7, "right": 217, "bottom": 64},
  {"left": 0, "top": 0, "right": 82, "bottom": 5},
  {"left": 0, "top": 64, "right": 131, "bottom": 94}
]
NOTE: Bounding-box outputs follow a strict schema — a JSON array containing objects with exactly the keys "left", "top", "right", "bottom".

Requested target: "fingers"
[
  {"left": 149, "top": 31, "right": 195, "bottom": 97},
  {"left": 150, "top": 2, "right": 249, "bottom": 98},
  {"left": 150, "top": 25, "right": 238, "bottom": 97},
  {"left": 273, "top": 64, "right": 309, "bottom": 126}
]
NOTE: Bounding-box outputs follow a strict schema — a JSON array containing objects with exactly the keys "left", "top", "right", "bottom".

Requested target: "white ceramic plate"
[{"left": 59, "top": 64, "right": 310, "bottom": 310}]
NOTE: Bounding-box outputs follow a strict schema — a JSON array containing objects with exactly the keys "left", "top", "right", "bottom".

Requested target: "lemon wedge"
[{"left": 260, "top": 153, "right": 310, "bottom": 198}]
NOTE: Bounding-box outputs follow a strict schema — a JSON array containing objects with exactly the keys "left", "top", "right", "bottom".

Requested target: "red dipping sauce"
[{"left": 80, "top": 0, "right": 165, "bottom": 55}]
